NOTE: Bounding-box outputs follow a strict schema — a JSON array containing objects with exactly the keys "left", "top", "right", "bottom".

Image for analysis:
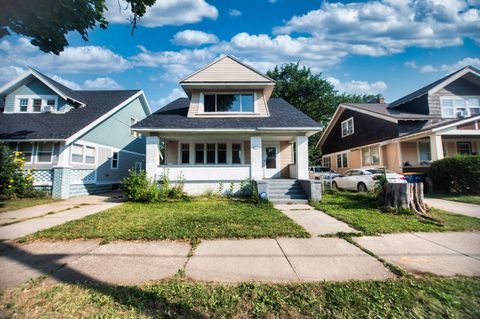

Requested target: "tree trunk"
[{"left": 385, "top": 183, "right": 428, "bottom": 215}]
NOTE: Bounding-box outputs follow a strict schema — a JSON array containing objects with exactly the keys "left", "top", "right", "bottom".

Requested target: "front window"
[
  {"left": 441, "top": 96, "right": 480, "bottom": 118},
  {"left": 19, "top": 98, "right": 28, "bottom": 112},
  {"left": 361, "top": 146, "right": 380, "bottom": 166},
  {"left": 203, "top": 93, "right": 254, "bottom": 113},
  {"left": 195, "top": 144, "right": 204, "bottom": 164},
  {"left": 218, "top": 143, "right": 227, "bottom": 164},
  {"left": 418, "top": 141, "right": 431, "bottom": 164},
  {"left": 457, "top": 142, "right": 472, "bottom": 155},
  {"left": 33, "top": 99, "right": 42, "bottom": 112},
  {"left": 337, "top": 153, "right": 348, "bottom": 168},
  {"left": 206, "top": 144, "right": 216, "bottom": 164},
  {"left": 37, "top": 142, "right": 53, "bottom": 163},
  {"left": 17, "top": 142, "right": 33, "bottom": 163},
  {"left": 71, "top": 143, "right": 95, "bottom": 164},
  {"left": 232, "top": 143, "right": 241, "bottom": 164},
  {"left": 322, "top": 156, "right": 331, "bottom": 168},
  {"left": 341, "top": 117, "right": 354, "bottom": 137},
  {"left": 181, "top": 144, "right": 190, "bottom": 164}
]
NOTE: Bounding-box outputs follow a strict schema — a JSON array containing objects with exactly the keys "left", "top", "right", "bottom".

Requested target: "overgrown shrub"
[
  {"left": 429, "top": 155, "right": 480, "bottom": 195},
  {"left": 122, "top": 169, "right": 186, "bottom": 202},
  {"left": 0, "top": 143, "right": 42, "bottom": 200}
]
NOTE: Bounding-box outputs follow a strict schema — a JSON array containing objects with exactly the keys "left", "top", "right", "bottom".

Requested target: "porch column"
[
  {"left": 52, "top": 142, "right": 72, "bottom": 199},
  {"left": 250, "top": 135, "right": 263, "bottom": 180},
  {"left": 296, "top": 135, "right": 309, "bottom": 180},
  {"left": 146, "top": 135, "right": 160, "bottom": 179},
  {"left": 430, "top": 134, "right": 444, "bottom": 161}
]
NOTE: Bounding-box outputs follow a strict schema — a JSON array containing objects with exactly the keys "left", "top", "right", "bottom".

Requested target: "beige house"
[{"left": 318, "top": 65, "right": 480, "bottom": 174}]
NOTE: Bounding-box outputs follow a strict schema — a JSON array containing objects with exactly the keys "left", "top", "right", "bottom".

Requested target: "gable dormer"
[
  {"left": 180, "top": 55, "right": 275, "bottom": 118},
  {"left": 388, "top": 66, "right": 480, "bottom": 119},
  {"left": 0, "top": 69, "right": 85, "bottom": 114}
]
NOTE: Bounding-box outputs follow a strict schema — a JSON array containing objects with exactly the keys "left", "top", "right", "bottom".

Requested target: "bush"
[
  {"left": 122, "top": 170, "right": 186, "bottom": 202},
  {"left": 429, "top": 155, "right": 480, "bottom": 195},
  {"left": 0, "top": 143, "right": 40, "bottom": 200}
]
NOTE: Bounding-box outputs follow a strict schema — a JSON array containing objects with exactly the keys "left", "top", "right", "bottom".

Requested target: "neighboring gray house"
[
  {"left": 318, "top": 65, "right": 480, "bottom": 174},
  {"left": 0, "top": 69, "right": 151, "bottom": 198}
]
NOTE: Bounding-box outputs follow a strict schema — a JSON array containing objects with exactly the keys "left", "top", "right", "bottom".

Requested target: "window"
[
  {"left": 37, "top": 142, "right": 53, "bottom": 163},
  {"left": 218, "top": 143, "right": 227, "bottom": 164},
  {"left": 111, "top": 152, "right": 119, "bottom": 169},
  {"left": 322, "top": 156, "right": 331, "bottom": 168},
  {"left": 17, "top": 142, "right": 33, "bottom": 163},
  {"left": 418, "top": 141, "right": 431, "bottom": 164},
  {"left": 130, "top": 118, "right": 139, "bottom": 137},
  {"left": 19, "top": 98, "right": 28, "bottom": 112},
  {"left": 361, "top": 146, "right": 380, "bottom": 166},
  {"left": 457, "top": 142, "right": 472, "bottom": 155},
  {"left": 206, "top": 144, "right": 216, "bottom": 164},
  {"left": 337, "top": 153, "right": 348, "bottom": 168},
  {"left": 71, "top": 143, "right": 95, "bottom": 164},
  {"left": 135, "top": 161, "right": 142, "bottom": 171},
  {"left": 180, "top": 144, "right": 190, "bottom": 164},
  {"left": 341, "top": 117, "right": 354, "bottom": 137},
  {"left": 292, "top": 142, "right": 297, "bottom": 164},
  {"left": 195, "top": 144, "right": 204, "bottom": 164},
  {"left": 47, "top": 99, "right": 56, "bottom": 111},
  {"left": 203, "top": 93, "right": 255, "bottom": 113},
  {"left": 232, "top": 143, "right": 241, "bottom": 164},
  {"left": 441, "top": 96, "right": 480, "bottom": 118},
  {"left": 33, "top": 99, "right": 42, "bottom": 112}
]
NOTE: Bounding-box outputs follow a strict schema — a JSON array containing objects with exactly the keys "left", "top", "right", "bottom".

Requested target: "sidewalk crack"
[
  {"left": 412, "top": 233, "right": 480, "bottom": 261},
  {"left": 275, "top": 239, "right": 300, "bottom": 281}
]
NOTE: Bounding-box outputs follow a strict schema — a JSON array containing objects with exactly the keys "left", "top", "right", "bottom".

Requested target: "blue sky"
[{"left": 1, "top": 0, "right": 479, "bottom": 110}]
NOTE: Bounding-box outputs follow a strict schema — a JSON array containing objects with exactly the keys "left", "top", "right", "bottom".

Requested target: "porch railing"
[{"left": 157, "top": 165, "right": 251, "bottom": 182}]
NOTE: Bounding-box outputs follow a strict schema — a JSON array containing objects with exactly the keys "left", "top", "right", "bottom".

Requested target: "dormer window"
[
  {"left": 203, "top": 93, "right": 254, "bottom": 113},
  {"left": 441, "top": 96, "right": 480, "bottom": 118},
  {"left": 15, "top": 95, "right": 57, "bottom": 113}
]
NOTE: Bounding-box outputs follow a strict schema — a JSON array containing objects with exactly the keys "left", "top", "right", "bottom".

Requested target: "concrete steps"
[{"left": 267, "top": 180, "right": 308, "bottom": 204}]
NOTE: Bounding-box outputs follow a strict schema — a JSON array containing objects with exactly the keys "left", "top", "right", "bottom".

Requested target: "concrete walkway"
[
  {"left": 0, "top": 194, "right": 124, "bottom": 240},
  {"left": 275, "top": 204, "right": 357, "bottom": 236},
  {"left": 355, "top": 231, "right": 480, "bottom": 276},
  {"left": 425, "top": 198, "right": 480, "bottom": 218}
]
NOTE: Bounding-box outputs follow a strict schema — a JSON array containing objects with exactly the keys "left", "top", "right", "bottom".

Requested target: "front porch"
[{"left": 144, "top": 133, "right": 310, "bottom": 194}]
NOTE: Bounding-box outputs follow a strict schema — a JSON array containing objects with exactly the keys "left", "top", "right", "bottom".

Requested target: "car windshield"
[{"left": 314, "top": 167, "right": 331, "bottom": 173}]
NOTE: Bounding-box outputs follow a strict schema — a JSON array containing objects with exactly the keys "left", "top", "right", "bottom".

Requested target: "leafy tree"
[
  {"left": 267, "top": 63, "right": 380, "bottom": 165},
  {"left": 0, "top": 0, "right": 155, "bottom": 54},
  {"left": 0, "top": 143, "right": 37, "bottom": 199}
]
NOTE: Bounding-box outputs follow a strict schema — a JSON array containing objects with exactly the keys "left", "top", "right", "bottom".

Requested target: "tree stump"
[{"left": 385, "top": 182, "right": 427, "bottom": 215}]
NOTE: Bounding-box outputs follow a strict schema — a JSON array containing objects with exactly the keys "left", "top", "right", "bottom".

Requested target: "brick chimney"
[{"left": 378, "top": 96, "right": 385, "bottom": 104}]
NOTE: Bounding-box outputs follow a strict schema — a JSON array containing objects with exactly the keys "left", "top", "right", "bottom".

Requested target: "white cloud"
[
  {"left": 404, "top": 61, "right": 418, "bottom": 69},
  {"left": 150, "top": 88, "right": 187, "bottom": 110},
  {"left": 274, "top": 0, "right": 480, "bottom": 56},
  {"left": 83, "top": 77, "right": 123, "bottom": 90},
  {"left": 51, "top": 75, "right": 82, "bottom": 90},
  {"left": 0, "top": 66, "right": 26, "bottom": 83},
  {"left": 407, "top": 57, "right": 480, "bottom": 73},
  {"left": 106, "top": 0, "right": 218, "bottom": 27},
  {"left": 229, "top": 9, "right": 242, "bottom": 17},
  {"left": 172, "top": 30, "right": 219, "bottom": 46},
  {"left": 327, "top": 77, "right": 387, "bottom": 95},
  {"left": 0, "top": 37, "right": 36, "bottom": 54},
  {"left": 269, "top": 0, "right": 278, "bottom": 3}
]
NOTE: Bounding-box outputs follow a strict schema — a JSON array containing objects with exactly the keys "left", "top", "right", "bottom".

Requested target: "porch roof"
[{"left": 134, "top": 97, "right": 321, "bottom": 132}]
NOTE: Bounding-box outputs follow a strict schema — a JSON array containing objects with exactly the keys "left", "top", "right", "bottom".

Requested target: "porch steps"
[{"left": 267, "top": 180, "right": 308, "bottom": 204}]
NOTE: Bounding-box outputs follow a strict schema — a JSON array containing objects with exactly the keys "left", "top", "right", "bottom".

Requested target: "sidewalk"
[
  {"left": 0, "top": 193, "right": 124, "bottom": 240},
  {"left": 425, "top": 198, "right": 480, "bottom": 218}
]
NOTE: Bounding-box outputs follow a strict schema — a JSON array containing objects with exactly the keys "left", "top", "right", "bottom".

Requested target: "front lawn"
[
  {"left": 427, "top": 193, "right": 480, "bottom": 205},
  {"left": 312, "top": 192, "right": 480, "bottom": 235},
  {"left": 1, "top": 277, "right": 479, "bottom": 318},
  {"left": 0, "top": 198, "right": 57, "bottom": 213},
  {"left": 25, "top": 199, "right": 309, "bottom": 241}
]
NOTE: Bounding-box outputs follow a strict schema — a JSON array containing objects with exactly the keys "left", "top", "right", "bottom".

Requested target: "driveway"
[{"left": 425, "top": 198, "right": 480, "bottom": 218}]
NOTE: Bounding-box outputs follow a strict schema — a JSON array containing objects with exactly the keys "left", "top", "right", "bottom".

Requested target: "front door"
[{"left": 263, "top": 145, "right": 280, "bottom": 178}]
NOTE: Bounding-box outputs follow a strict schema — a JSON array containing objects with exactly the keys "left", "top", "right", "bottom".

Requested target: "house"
[
  {"left": 0, "top": 69, "right": 151, "bottom": 199},
  {"left": 133, "top": 55, "right": 321, "bottom": 201},
  {"left": 317, "top": 66, "right": 480, "bottom": 177}
]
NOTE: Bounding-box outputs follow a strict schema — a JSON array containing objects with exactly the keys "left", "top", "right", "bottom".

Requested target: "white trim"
[
  {"left": 69, "top": 140, "right": 146, "bottom": 157},
  {"left": 428, "top": 67, "right": 480, "bottom": 95},
  {"left": 11, "top": 94, "right": 59, "bottom": 114},
  {"left": 336, "top": 151, "right": 349, "bottom": 169},
  {"left": 432, "top": 115, "right": 480, "bottom": 133},
  {"left": 198, "top": 92, "right": 257, "bottom": 114},
  {"left": 341, "top": 117, "right": 354, "bottom": 138},
  {"left": 70, "top": 143, "right": 97, "bottom": 166},
  {"left": 65, "top": 90, "right": 145, "bottom": 144},
  {"left": 111, "top": 150, "right": 119, "bottom": 169},
  {"left": 35, "top": 141, "right": 55, "bottom": 164}
]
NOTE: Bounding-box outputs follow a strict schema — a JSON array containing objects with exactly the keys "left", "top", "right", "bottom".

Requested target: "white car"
[
  {"left": 332, "top": 168, "right": 407, "bottom": 192},
  {"left": 309, "top": 166, "right": 342, "bottom": 183}
]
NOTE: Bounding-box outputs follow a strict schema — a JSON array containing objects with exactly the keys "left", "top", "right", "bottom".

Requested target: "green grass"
[
  {"left": 25, "top": 199, "right": 309, "bottom": 241},
  {"left": 312, "top": 192, "right": 480, "bottom": 235},
  {"left": 0, "top": 198, "right": 57, "bottom": 213},
  {"left": 1, "top": 277, "right": 479, "bottom": 318},
  {"left": 427, "top": 193, "right": 480, "bottom": 205}
]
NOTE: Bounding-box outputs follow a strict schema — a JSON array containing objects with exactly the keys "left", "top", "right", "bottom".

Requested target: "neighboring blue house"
[{"left": 0, "top": 69, "right": 151, "bottom": 198}]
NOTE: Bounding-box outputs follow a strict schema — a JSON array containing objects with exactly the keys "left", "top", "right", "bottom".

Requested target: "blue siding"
[
  {"left": 96, "top": 148, "right": 145, "bottom": 182},
  {"left": 80, "top": 97, "right": 149, "bottom": 154},
  {"left": 4, "top": 78, "right": 70, "bottom": 112}
]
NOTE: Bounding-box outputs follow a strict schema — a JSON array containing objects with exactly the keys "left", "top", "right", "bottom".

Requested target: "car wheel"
[
  {"left": 357, "top": 182, "right": 368, "bottom": 192},
  {"left": 332, "top": 181, "right": 338, "bottom": 190}
]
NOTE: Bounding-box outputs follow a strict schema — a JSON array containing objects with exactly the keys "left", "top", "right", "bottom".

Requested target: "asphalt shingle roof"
[
  {"left": 0, "top": 90, "right": 140, "bottom": 140},
  {"left": 134, "top": 97, "right": 321, "bottom": 130},
  {"left": 343, "top": 103, "right": 439, "bottom": 120}
]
